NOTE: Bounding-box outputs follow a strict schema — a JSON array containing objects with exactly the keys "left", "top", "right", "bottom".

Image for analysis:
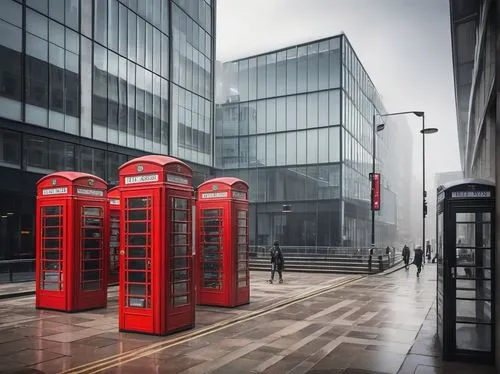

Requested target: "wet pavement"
[
  {"left": 0, "top": 281, "right": 35, "bottom": 299},
  {"left": 0, "top": 266, "right": 496, "bottom": 373}
]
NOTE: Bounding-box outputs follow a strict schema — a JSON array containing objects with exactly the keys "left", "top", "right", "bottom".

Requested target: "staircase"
[{"left": 249, "top": 246, "right": 403, "bottom": 274}]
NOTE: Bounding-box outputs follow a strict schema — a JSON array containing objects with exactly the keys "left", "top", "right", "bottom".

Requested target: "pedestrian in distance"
[
  {"left": 402, "top": 244, "right": 411, "bottom": 270},
  {"left": 413, "top": 245, "right": 424, "bottom": 277},
  {"left": 269, "top": 241, "right": 284, "bottom": 284}
]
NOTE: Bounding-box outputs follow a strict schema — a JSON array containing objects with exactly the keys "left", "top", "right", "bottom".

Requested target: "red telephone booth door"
[
  {"left": 198, "top": 205, "right": 225, "bottom": 305},
  {"left": 235, "top": 204, "right": 250, "bottom": 305},
  {"left": 167, "top": 190, "right": 195, "bottom": 332},
  {"left": 120, "top": 189, "right": 158, "bottom": 334},
  {"left": 37, "top": 202, "right": 68, "bottom": 310},
  {"left": 74, "top": 201, "right": 107, "bottom": 310}
]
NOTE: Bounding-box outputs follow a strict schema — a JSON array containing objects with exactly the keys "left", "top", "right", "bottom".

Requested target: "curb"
[{"left": 0, "top": 290, "right": 35, "bottom": 300}]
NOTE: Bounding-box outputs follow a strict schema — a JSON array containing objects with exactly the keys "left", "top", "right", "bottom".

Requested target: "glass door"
[
  {"left": 109, "top": 210, "right": 120, "bottom": 281},
  {"left": 453, "top": 209, "right": 494, "bottom": 353},
  {"left": 80, "top": 206, "right": 104, "bottom": 291},
  {"left": 200, "top": 208, "right": 222, "bottom": 289},
  {"left": 123, "top": 196, "right": 152, "bottom": 309},
  {"left": 170, "top": 197, "right": 191, "bottom": 307},
  {"left": 40, "top": 205, "right": 64, "bottom": 291},
  {"left": 237, "top": 209, "right": 248, "bottom": 288}
]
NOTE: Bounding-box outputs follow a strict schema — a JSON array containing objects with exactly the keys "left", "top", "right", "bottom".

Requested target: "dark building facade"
[
  {"left": 215, "top": 34, "right": 413, "bottom": 249},
  {"left": 0, "top": 0, "right": 216, "bottom": 261},
  {"left": 449, "top": 0, "right": 497, "bottom": 367}
]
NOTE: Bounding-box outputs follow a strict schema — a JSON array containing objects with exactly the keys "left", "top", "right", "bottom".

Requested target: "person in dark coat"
[
  {"left": 269, "top": 241, "right": 284, "bottom": 284},
  {"left": 402, "top": 244, "right": 411, "bottom": 270},
  {"left": 413, "top": 245, "right": 424, "bottom": 277}
]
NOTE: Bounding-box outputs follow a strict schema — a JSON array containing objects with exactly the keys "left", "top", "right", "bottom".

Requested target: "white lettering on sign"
[
  {"left": 232, "top": 191, "right": 246, "bottom": 200},
  {"left": 124, "top": 174, "right": 159, "bottom": 185},
  {"left": 451, "top": 191, "right": 491, "bottom": 198},
  {"left": 110, "top": 199, "right": 120, "bottom": 205},
  {"left": 42, "top": 187, "right": 68, "bottom": 196},
  {"left": 76, "top": 188, "right": 104, "bottom": 197},
  {"left": 201, "top": 192, "right": 228, "bottom": 199},
  {"left": 166, "top": 174, "right": 188, "bottom": 185}
]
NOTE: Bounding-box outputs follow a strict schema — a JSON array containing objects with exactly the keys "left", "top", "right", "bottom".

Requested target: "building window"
[{"left": 0, "top": 129, "right": 21, "bottom": 168}]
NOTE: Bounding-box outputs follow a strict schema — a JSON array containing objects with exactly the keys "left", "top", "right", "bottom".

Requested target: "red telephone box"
[
  {"left": 118, "top": 155, "right": 194, "bottom": 335},
  {"left": 108, "top": 187, "right": 120, "bottom": 285},
  {"left": 196, "top": 178, "right": 250, "bottom": 307},
  {"left": 36, "top": 172, "right": 108, "bottom": 312}
]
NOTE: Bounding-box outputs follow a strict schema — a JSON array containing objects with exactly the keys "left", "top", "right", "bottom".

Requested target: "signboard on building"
[{"left": 371, "top": 173, "right": 381, "bottom": 211}]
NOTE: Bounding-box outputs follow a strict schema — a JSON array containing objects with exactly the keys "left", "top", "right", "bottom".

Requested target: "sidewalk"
[
  {"left": 0, "top": 266, "right": 497, "bottom": 373},
  {"left": 0, "top": 281, "right": 35, "bottom": 299},
  {"left": 398, "top": 297, "right": 496, "bottom": 374}
]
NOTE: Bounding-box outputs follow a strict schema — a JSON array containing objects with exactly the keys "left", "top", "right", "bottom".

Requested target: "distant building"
[{"left": 216, "top": 34, "right": 413, "bottom": 248}]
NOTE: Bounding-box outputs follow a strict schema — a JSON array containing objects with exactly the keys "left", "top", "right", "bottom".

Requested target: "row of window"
[
  {"left": 0, "top": 38, "right": 80, "bottom": 134},
  {"left": 217, "top": 89, "right": 341, "bottom": 137},
  {"left": 343, "top": 165, "right": 370, "bottom": 202},
  {"left": 216, "top": 127, "right": 340, "bottom": 169},
  {"left": 25, "top": 0, "right": 79, "bottom": 32},
  {"left": 94, "top": 0, "right": 170, "bottom": 77},
  {"left": 178, "top": 123, "right": 211, "bottom": 154},
  {"left": 342, "top": 39, "right": 384, "bottom": 117},
  {"left": 219, "top": 164, "right": 341, "bottom": 204},
  {"left": 172, "top": 4, "right": 213, "bottom": 100},
  {"left": 0, "top": 129, "right": 129, "bottom": 183},
  {"left": 223, "top": 37, "right": 341, "bottom": 103},
  {"left": 91, "top": 42, "right": 170, "bottom": 152},
  {"left": 171, "top": 84, "right": 212, "bottom": 166},
  {"left": 173, "top": 0, "right": 212, "bottom": 34},
  {"left": 253, "top": 206, "right": 343, "bottom": 247},
  {"left": 0, "top": 127, "right": 213, "bottom": 187}
]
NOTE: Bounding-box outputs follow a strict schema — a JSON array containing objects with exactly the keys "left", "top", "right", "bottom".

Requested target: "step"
[
  {"left": 250, "top": 263, "right": 371, "bottom": 270},
  {"left": 249, "top": 266, "right": 373, "bottom": 274},
  {"left": 250, "top": 259, "right": 398, "bottom": 266}
]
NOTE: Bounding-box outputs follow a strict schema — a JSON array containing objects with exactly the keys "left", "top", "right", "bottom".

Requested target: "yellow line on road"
[{"left": 62, "top": 275, "right": 364, "bottom": 374}]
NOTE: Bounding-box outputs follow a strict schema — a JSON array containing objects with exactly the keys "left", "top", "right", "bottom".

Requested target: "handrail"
[{"left": 0, "top": 259, "right": 36, "bottom": 265}]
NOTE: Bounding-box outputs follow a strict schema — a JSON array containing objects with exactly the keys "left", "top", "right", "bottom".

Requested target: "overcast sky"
[{"left": 216, "top": 0, "right": 462, "bottom": 188}]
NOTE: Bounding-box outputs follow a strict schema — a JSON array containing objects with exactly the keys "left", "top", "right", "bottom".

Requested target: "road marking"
[{"left": 62, "top": 275, "right": 363, "bottom": 374}]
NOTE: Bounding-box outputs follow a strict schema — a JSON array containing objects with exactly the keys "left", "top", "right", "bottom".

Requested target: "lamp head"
[{"left": 413, "top": 111, "right": 424, "bottom": 117}]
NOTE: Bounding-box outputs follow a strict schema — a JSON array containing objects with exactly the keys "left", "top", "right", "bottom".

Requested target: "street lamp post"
[{"left": 370, "top": 111, "right": 437, "bottom": 270}]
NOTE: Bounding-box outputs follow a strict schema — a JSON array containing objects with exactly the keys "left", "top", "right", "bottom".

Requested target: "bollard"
[{"left": 378, "top": 255, "right": 383, "bottom": 272}]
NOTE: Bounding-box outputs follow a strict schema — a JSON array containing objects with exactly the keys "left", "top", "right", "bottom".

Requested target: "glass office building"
[
  {"left": 0, "top": 0, "right": 216, "bottom": 261},
  {"left": 216, "top": 34, "right": 413, "bottom": 248}
]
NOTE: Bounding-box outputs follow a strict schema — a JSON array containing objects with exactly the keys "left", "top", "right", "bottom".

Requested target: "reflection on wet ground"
[{"left": 0, "top": 266, "right": 496, "bottom": 373}]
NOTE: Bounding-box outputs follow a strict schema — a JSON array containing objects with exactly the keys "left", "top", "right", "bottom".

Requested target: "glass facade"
[
  {"left": 216, "top": 35, "right": 411, "bottom": 248},
  {"left": 0, "top": 0, "right": 215, "bottom": 266}
]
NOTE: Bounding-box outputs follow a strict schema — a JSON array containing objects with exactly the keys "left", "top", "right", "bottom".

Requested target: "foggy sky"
[{"left": 216, "top": 0, "right": 462, "bottom": 188}]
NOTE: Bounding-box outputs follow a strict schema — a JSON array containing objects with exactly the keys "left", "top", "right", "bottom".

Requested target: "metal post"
[
  {"left": 422, "top": 114, "right": 426, "bottom": 262},
  {"left": 370, "top": 113, "right": 376, "bottom": 271}
]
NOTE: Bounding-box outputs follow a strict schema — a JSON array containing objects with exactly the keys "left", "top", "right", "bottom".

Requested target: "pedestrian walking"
[
  {"left": 269, "top": 241, "right": 284, "bottom": 284},
  {"left": 426, "top": 241, "right": 432, "bottom": 261},
  {"left": 413, "top": 245, "right": 424, "bottom": 277},
  {"left": 402, "top": 244, "right": 411, "bottom": 270}
]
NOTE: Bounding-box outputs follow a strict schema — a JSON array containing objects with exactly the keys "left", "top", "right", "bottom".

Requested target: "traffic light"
[{"left": 423, "top": 199, "right": 428, "bottom": 217}]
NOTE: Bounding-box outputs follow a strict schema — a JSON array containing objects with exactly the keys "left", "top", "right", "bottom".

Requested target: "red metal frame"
[
  {"left": 196, "top": 177, "right": 249, "bottom": 307},
  {"left": 118, "top": 155, "right": 194, "bottom": 335},
  {"left": 108, "top": 187, "right": 120, "bottom": 285},
  {"left": 36, "top": 172, "right": 108, "bottom": 312}
]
